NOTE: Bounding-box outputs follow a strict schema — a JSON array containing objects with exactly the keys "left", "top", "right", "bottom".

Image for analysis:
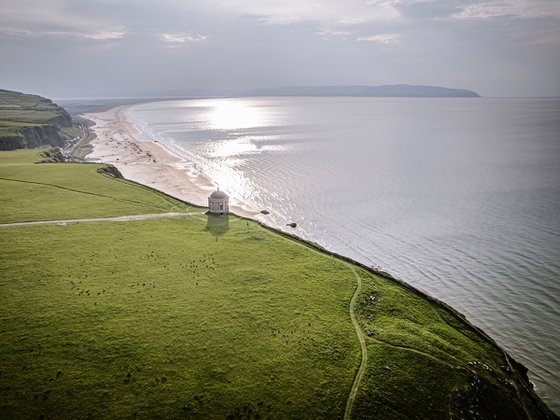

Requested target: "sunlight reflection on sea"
[{"left": 128, "top": 97, "right": 560, "bottom": 413}]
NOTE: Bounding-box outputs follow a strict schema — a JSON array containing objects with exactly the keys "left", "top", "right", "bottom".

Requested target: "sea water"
[{"left": 128, "top": 97, "right": 560, "bottom": 412}]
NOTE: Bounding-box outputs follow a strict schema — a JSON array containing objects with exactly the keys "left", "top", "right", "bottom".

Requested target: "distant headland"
[
  {"left": 0, "top": 89, "right": 75, "bottom": 151},
  {"left": 245, "top": 84, "right": 481, "bottom": 98},
  {"left": 72, "top": 84, "right": 480, "bottom": 99}
]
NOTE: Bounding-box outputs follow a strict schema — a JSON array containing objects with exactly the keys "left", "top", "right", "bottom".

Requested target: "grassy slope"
[
  {"left": 352, "top": 272, "right": 543, "bottom": 419},
  {"left": 0, "top": 150, "right": 197, "bottom": 223},
  {"left": 0, "top": 150, "right": 553, "bottom": 419},
  {"left": 0, "top": 90, "right": 62, "bottom": 124},
  {"left": 1, "top": 218, "right": 358, "bottom": 418},
  {"left": 0, "top": 90, "right": 63, "bottom": 140}
]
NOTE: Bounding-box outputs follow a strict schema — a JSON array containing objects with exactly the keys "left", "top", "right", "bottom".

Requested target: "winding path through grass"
[{"left": 344, "top": 265, "right": 368, "bottom": 420}]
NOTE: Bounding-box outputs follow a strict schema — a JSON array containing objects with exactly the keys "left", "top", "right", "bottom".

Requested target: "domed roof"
[{"left": 210, "top": 189, "right": 227, "bottom": 199}]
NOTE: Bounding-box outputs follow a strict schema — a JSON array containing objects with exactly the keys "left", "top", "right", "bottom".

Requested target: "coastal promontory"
[
  {"left": 0, "top": 89, "right": 75, "bottom": 150},
  {"left": 246, "top": 84, "right": 481, "bottom": 97}
]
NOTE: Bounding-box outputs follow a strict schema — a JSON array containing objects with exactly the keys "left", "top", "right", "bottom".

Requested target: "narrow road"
[
  {"left": 0, "top": 212, "right": 206, "bottom": 227},
  {"left": 344, "top": 265, "right": 368, "bottom": 420}
]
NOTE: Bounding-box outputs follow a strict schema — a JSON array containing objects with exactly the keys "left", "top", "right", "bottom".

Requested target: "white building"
[{"left": 208, "top": 188, "right": 229, "bottom": 215}]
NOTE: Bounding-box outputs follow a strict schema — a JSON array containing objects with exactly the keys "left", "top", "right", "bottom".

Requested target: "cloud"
[
  {"left": 195, "top": 0, "right": 403, "bottom": 25},
  {"left": 0, "top": 27, "right": 34, "bottom": 37},
  {"left": 0, "top": 0, "right": 126, "bottom": 42},
  {"left": 76, "top": 42, "right": 119, "bottom": 54},
  {"left": 0, "top": 26, "right": 126, "bottom": 40},
  {"left": 1, "top": 0, "right": 98, "bottom": 29},
  {"left": 84, "top": 30, "right": 126, "bottom": 40},
  {"left": 357, "top": 33, "right": 401, "bottom": 44},
  {"left": 316, "top": 29, "right": 352, "bottom": 40},
  {"left": 452, "top": 0, "right": 560, "bottom": 20},
  {"left": 1, "top": 0, "right": 559, "bottom": 97},
  {"left": 395, "top": 0, "right": 462, "bottom": 19},
  {"left": 160, "top": 32, "right": 208, "bottom": 44}
]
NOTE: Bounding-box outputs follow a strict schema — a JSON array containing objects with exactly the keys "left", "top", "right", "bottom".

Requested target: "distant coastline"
[
  {"left": 246, "top": 84, "right": 481, "bottom": 98},
  {"left": 61, "top": 84, "right": 480, "bottom": 101}
]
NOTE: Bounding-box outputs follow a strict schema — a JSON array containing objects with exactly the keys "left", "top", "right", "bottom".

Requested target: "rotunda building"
[{"left": 208, "top": 188, "right": 229, "bottom": 215}]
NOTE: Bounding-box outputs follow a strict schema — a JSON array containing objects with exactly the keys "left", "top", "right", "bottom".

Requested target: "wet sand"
[{"left": 85, "top": 105, "right": 258, "bottom": 218}]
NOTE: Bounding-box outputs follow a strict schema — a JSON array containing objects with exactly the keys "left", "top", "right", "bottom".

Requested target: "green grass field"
[
  {"left": 0, "top": 150, "right": 553, "bottom": 418},
  {"left": 0, "top": 89, "right": 63, "bottom": 125},
  {"left": 0, "top": 150, "right": 198, "bottom": 223}
]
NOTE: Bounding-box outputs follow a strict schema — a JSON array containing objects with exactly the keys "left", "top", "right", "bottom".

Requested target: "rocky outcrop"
[{"left": 96, "top": 165, "right": 124, "bottom": 178}]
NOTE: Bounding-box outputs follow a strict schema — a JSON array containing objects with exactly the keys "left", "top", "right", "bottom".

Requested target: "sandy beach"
[{"left": 85, "top": 105, "right": 258, "bottom": 218}]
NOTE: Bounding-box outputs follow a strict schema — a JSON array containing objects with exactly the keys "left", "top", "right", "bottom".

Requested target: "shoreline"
[
  {"left": 2, "top": 150, "right": 554, "bottom": 418},
  {"left": 82, "top": 103, "right": 554, "bottom": 416},
  {"left": 84, "top": 105, "right": 258, "bottom": 219}
]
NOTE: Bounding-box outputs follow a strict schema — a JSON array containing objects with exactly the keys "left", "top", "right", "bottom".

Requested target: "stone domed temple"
[{"left": 208, "top": 188, "right": 229, "bottom": 215}]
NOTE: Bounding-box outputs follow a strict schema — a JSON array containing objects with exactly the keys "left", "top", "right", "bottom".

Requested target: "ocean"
[{"left": 128, "top": 97, "right": 560, "bottom": 412}]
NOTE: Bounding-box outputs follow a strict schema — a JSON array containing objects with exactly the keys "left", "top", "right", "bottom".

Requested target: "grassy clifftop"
[
  {"left": 0, "top": 89, "right": 76, "bottom": 150},
  {"left": 0, "top": 150, "right": 555, "bottom": 419}
]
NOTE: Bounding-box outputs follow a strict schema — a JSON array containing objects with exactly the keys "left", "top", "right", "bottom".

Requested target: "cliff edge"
[{"left": 0, "top": 89, "right": 73, "bottom": 150}]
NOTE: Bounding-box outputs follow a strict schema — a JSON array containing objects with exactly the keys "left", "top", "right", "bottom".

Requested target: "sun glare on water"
[
  {"left": 188, "top": 99, "right": 267, "bottom": 203},
  {"left": 211, "top": 139, "right": 258, "bottom": 158},
  {"left": 208, "top": 100, "right": 261, "bottom": 130}
]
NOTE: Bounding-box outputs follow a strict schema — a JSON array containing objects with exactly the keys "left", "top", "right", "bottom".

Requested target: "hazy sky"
[{"left": 1, "top": 0, "right": 559, "bottom": 98}]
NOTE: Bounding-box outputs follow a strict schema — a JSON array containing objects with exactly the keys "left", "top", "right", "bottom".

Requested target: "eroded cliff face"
[
  {"left": 22, "top": 125, "right": 65, "bottom": 148},
  {"left": 0, "top": 89, "right": 74, "bottom": 151},
  {"left": 0, "top": 125, "right": 66, "bottom": 151},
  {"left": 46, "top": 112, "right": 73, "bottom": 130}
]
